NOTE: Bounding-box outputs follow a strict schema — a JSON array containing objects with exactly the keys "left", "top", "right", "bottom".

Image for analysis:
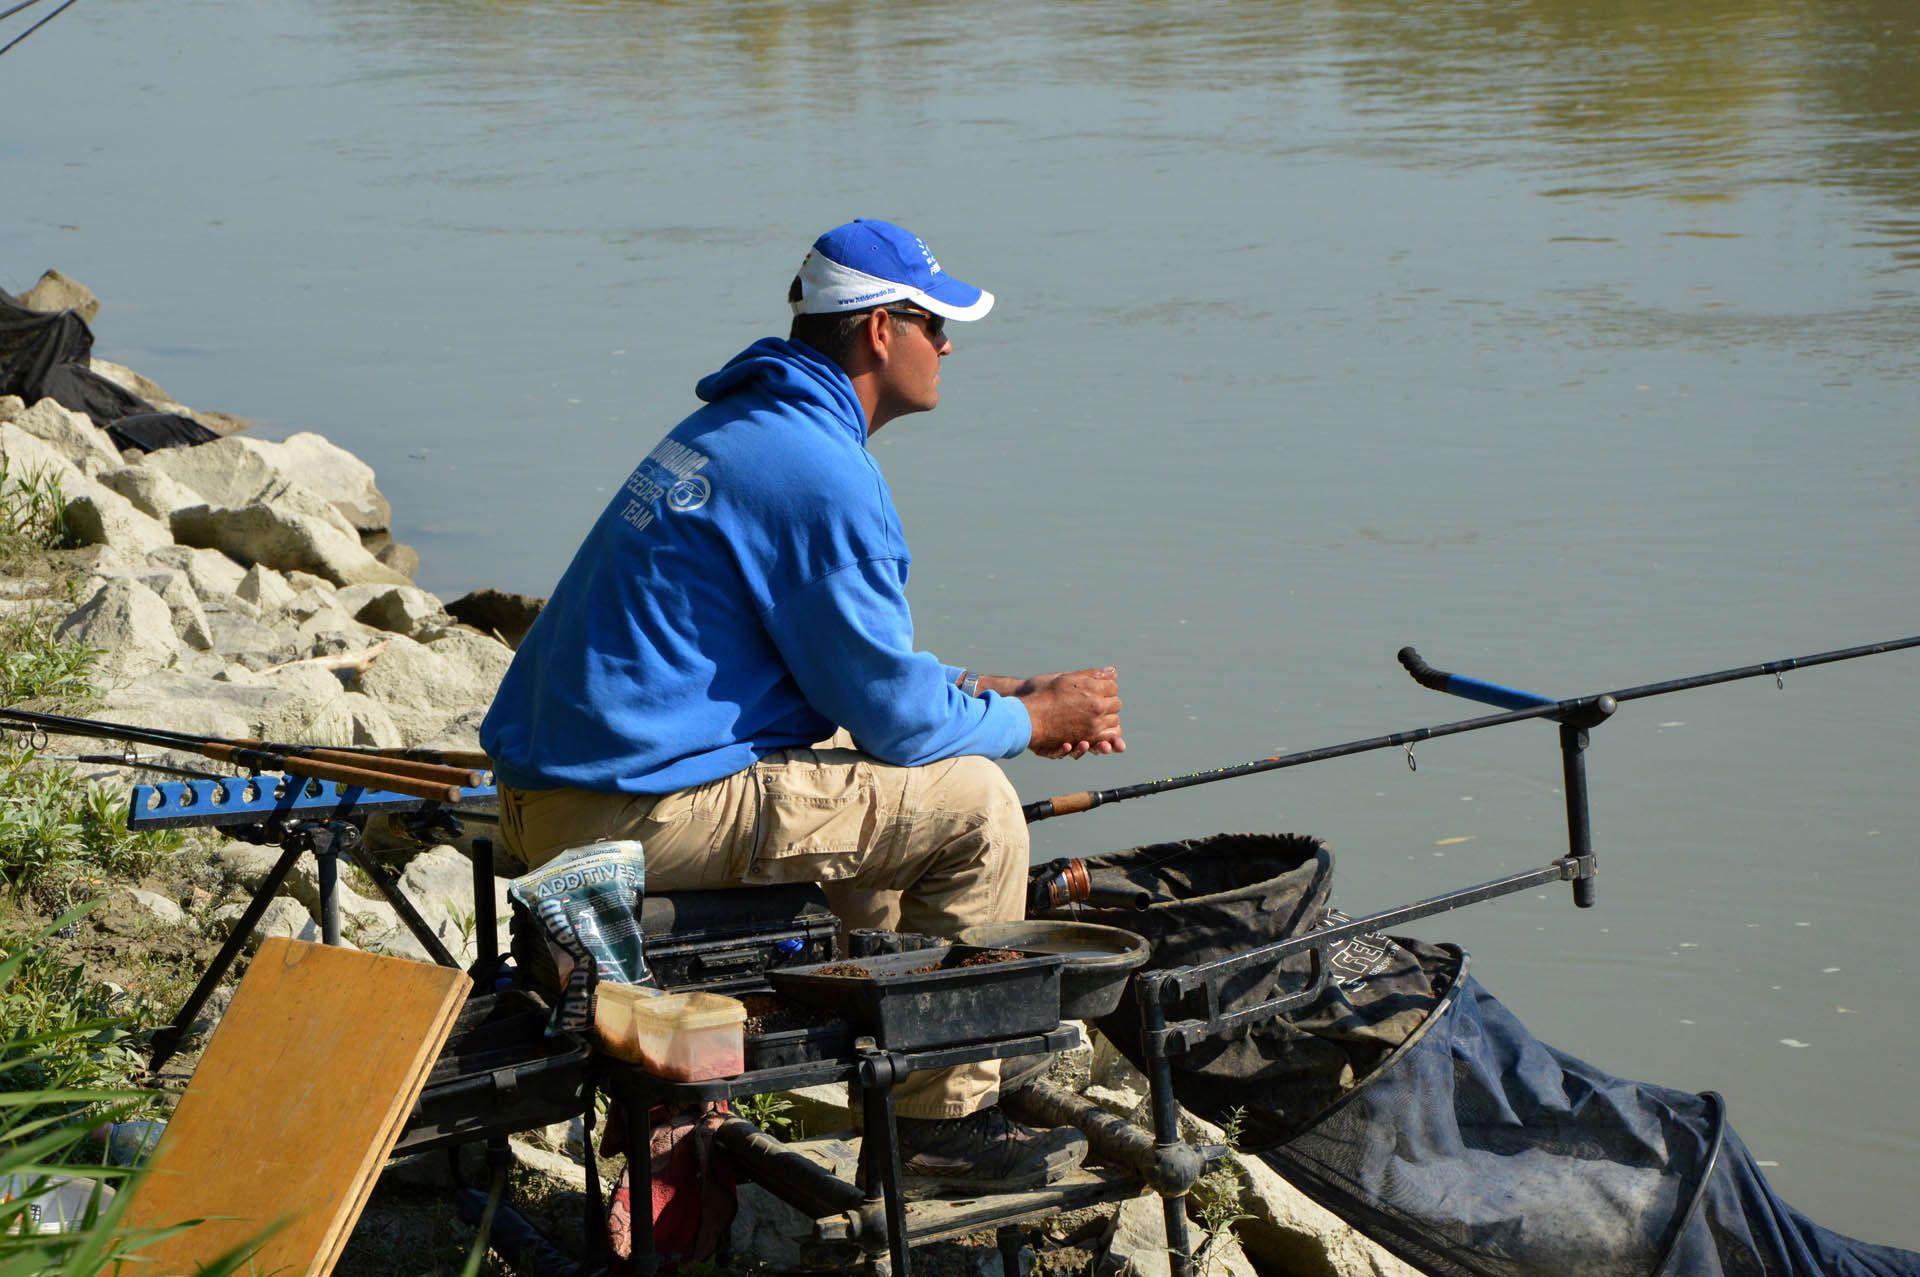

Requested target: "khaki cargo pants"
[{"left": 499, "top": 741, "right": 1028, "bottom": 1119}]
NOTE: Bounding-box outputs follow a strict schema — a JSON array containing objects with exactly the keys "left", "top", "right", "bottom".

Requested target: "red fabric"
[{"left": 607, "top": 1102, "right": 736, "bottom": 1265}]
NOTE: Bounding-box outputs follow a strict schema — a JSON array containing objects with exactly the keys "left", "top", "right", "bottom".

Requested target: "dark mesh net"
[{"left": 1051, "top": 833, "right": 1920, "bottom": 1276}]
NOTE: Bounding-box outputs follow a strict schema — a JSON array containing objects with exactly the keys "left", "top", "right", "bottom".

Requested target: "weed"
[
  {"left": 0, "top": 907, "right": 276, "bottom": 1275},
  {"left": 0, "top": 749, "right": 185, "bottom": 901},
  {"left": 0, "top": 606, "right": 99, "bottom": 706},
  {"left": 1189, "top": 1106, "right": 1252, "bottom": 1273},
  {"left": 732, "top": 1090, "right": 805, "bottom": 1142},
  {"left": 0, "top": 458, "right": 72, "bottom": 559}
]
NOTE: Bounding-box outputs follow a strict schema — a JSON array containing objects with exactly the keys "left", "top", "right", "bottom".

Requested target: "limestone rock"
[
  {"left": 142, "top": 433, "right": 386, "bottom": 536},
  {"left": 271, "top": 432, "right": 392, "bottom": 532},
  {"left": 396, "top": 845, "right": 509, "bottom": 966},
  {"left": 138, "top": 569, "right": 215, "bottom": 650},
  {"left": 19, "top": 269, "right": 100, "bottom": 321},
  {"left": 211, "top": 896, "right": 323, "bottom": 951},
  {"left": 61, "top": 488, "right": 174, "bottom": 557},
  {"left": 0, "top": 421, "right": 85, "bottom": 491},
  {"left": 55, "top": 577, "right": 178, "bottom": 682},
  {"left": 1182, "top": 1110, "right": 1422, "bottom": 1277},
  {"left": 445, "top": 588, "right": 545, "bottom": 649},
  {"left": 207, "top": 840, "right": 283, "bottom": 891},
  {"left": 350, "top": 632, "right": 512, "bottom": 745},
  {"left": 170, "top": 503, "right": 412, "bottom": 588},
  {"left": 0, "top": 395, "right": 24, "bottom": 423},
  {"left": 145, "top": 543, "right": 248, "bottom": 599},
  {"left": 374, "top": 539, "right": 420, "bottom": 580},
  {"left": 234, "top": 563, "right": 298, "bottom": 611},
  {"left": 100, "top": 668, "right": 338, "bottom": 743},
  {"left": 87, "top": 358, "right": 175, "bottom": 408},
  {"left": 100, "top": 464, "right": 202, "bottom": 521},
  {"left": 117, "top": 886, "right": 189, "bottom": 928},
  {"left": 341, "top": 584, "right": 449, "bottom": 639},
  {"left": 202, "top": 606, "right": 297, "bottom": 666},
  {"left": 1102, "top": 1193, "right": 1174, "bottom": 1277},
  {"left": 11, "top": 398, "right": 121, "bottom": 474}
]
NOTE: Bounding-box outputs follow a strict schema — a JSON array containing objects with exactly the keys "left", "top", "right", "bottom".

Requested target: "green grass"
[
  {"left": 0, "top": 607, "right": 99, "bottom": 705},
  {"left": 0, "top": 908, "right": 275, "bottom": 1276},
  {"left": 0, "top": 457, "right": 72, "bottom": 563},
  {"left": 0, "top": 749, "right": 186, "bottom": 902}
]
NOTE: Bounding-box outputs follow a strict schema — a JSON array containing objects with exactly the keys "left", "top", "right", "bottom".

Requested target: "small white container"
[{"left": 593, "top": 984, "right": 746, "bottom": 1081}]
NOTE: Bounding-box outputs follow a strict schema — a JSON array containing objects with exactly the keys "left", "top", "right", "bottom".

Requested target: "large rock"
[
  {"left": 234, "top": 563, "right": 297, "bottom": 611},
  {"left": 201, "top": 605, "right": 298, "bottom": 667},
  {"left": 87, "top": 358, "right": 174, "bottom": 408},
  {"left": 213, "top": 896, "right": 324, "bottom": 951},
  {"left": 337, "top": 584, "right": 448, "bottom": 639},
  {"left": 396, "top": 845, "right": 510, "bottom": 966},
  {"left": 19, "top": 269, "right": 100, "bottom": 322},
  {"left": 350, "top": 632, "right": 513, "bottom": 744},
  {"left": 271, "top": 432, "right": 392, "bottom": 532},
  {"left": 99, "top": 463, "right": 204, "bottom": 521},
  {"left": 61, "top": 487, "right": 175, "bottom": 557},
  {"left": 1182, "top": 1110, "right": 1421, "bottom": 1277},
  {"left": 0, "top": 421, "right": 84, "bottom": 491},
  {"left": 145, "top": 543, "right": 248, "bottom": 599},
  {"left": 10, "top": 398, "right": 121, "bottom": 475},
  {"left": 445, "top": 588, "right": 544, "bottom": 649},
  {"left": 55, "top": 577, "right": 179, "bottom": 682},
  {"left": 142, "top": 434, "right": 388, "bottom": 535},
  {"left": 170, "top": 503, "right": 412, "bottom": 588},
  {"left": 299, "top": 691, "right": 404, "bottom": 749},
  {"left": 138, "top": 569, "right": 215, "bottom": 650},
  {"left": 0, "top": 395, "right": 23, "bottom": 423},
  {"left": 100, "top": 667, "right": 342, "bottom": 743}
]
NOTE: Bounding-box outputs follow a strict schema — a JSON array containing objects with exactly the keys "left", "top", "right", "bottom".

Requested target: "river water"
[{"left": 5, "top": 0, "right": 1917, "bottom": 1247}]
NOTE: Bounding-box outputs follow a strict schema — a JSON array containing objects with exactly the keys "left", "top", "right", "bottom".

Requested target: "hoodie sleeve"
[{"left": 760, "top": 557, "right": 1031, "bottom": 765}]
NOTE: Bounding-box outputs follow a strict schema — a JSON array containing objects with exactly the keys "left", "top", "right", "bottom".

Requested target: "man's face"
[{"left": 875, "top": 305, "right": 952, "bottom": 421}]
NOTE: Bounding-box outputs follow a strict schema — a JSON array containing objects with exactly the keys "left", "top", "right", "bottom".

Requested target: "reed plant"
[
  {"left": 0, "top": 458, "right": 71, "bottom": 563},
  {"left": 0, "top": 908, "right": 269, "bottom": 1275}
]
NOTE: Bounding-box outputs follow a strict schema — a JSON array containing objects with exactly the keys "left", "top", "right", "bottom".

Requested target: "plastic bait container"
[{"left": 593, "top": 984, "right": 747, "bottom": 1081}]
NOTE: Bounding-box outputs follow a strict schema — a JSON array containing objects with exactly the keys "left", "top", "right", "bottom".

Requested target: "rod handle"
[
  {"left": 238, "top": 741, "right": 482, "bottom": 788},
  {"left": 200, "top": 744, "right": 463, "bottom": 804}
]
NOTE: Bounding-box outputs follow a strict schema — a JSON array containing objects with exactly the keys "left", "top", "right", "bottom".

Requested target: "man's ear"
[{"left": 860, "top": 307, "right": 896, "bottom": 364}]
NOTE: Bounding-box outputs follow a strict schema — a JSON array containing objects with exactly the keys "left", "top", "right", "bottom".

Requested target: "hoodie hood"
[{"left": 695, "top": 337, "right": 867, "bottom": 444}]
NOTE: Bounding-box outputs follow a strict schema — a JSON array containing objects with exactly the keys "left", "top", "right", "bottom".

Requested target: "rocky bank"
[{"left": 0, "top": 271, "right": 1416, "bottom": 1277}]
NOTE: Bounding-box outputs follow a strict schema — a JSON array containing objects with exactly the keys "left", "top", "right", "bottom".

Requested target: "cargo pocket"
[{"left": 747, "top": 758, "right": 879, "bottom": 884}]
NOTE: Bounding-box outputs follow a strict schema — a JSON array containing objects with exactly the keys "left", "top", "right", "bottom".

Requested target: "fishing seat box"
[
  {"left": 400, "top": 884, "right": 840, "bottom": 1153},
  {"left": 637, "top": 883, "right": 839, "bottom": 993}
]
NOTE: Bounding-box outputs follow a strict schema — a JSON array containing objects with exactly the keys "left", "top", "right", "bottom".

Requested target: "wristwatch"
[{"left": 960, "top": 671, "right": 982, "bottom": 698}]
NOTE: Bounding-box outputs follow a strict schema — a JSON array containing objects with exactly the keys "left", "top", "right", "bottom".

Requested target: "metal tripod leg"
[{"left": 149, "top": 840, "right": 304, "bottom": 1070}]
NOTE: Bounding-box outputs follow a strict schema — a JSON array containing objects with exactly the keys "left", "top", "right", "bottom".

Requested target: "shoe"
[{"left": 895, "top": 1106, "right": 1087, "bottom": 1194}]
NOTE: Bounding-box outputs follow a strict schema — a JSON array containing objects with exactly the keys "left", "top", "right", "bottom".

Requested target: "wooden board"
[{"left": 118, "top": 938, "right": 469, "bottom": 1275}]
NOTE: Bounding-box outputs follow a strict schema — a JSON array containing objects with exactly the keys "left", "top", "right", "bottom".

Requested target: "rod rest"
[
  {"left": 1003, "top": 1080, "right": 1216, "bottom": 1195},
  {"left": 712, "top": 1114, "right": 881, "bottom": 1240}
]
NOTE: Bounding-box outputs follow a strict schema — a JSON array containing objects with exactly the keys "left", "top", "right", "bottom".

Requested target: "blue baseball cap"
[{"left": 790, "top": 218, "right": 994, "bottom": 322}]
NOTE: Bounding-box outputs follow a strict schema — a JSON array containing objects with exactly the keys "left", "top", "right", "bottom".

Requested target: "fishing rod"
[
  {"left": 0, "top": 705, "right": 484, "bottom": 790},
  {"left": 0, "top": 706, "right": 471, "bottom": 804},
  {"left": 1022, "top": 632, "right": 1920, "bottom": 825}
]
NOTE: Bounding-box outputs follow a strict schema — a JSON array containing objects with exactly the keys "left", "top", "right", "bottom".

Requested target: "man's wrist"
[{"left": 959, "top": 670, "right": 982, "bottom": 698}]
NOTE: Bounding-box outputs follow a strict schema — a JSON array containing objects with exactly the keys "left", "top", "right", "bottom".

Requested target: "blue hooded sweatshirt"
[{"left": 480, "top": 338, "right": 1032, "bottom": 794}]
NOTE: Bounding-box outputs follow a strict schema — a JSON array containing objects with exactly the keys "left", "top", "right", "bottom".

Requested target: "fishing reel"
[{"left": 1027, "top": 858, "right": 1155, "bottom": 914}]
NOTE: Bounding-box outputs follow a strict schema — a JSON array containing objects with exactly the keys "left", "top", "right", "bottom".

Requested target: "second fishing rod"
[{"left": 1024, "top": 632, "right": 1920, "bottom": 912}]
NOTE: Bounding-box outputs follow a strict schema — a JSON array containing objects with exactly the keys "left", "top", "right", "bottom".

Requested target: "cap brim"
[{"left": 912, "top": 276, "right": 994, "bottom": 322}]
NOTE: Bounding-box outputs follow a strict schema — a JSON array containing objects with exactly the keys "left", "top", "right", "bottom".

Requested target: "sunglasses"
[{"left": 879, "top": 307, "right": 947, "bottom": 344}]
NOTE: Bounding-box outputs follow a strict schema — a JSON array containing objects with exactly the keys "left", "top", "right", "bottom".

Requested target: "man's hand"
[{"left": 1015, "top": 666, "right": 1125, "bottom": 760}]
